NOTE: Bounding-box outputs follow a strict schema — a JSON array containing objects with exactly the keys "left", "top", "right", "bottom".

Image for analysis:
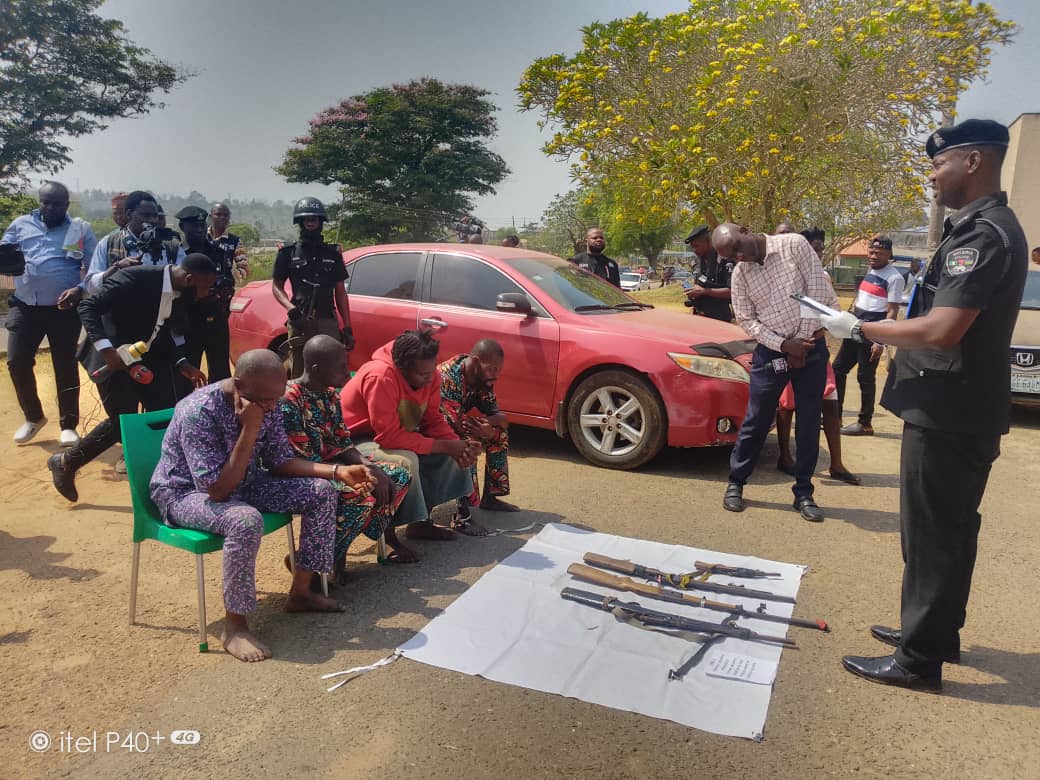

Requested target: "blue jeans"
[{"left": 729, "top": 339, "right": 828, "bottom": 500}]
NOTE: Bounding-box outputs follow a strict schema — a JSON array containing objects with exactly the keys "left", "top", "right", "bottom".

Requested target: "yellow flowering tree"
[{"left": 518, "top": 0, "right": 1015, "bottom": 247}]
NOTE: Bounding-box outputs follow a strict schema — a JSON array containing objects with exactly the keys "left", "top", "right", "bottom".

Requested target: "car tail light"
[{"left": 229, "top": 297, "right": 250, "bottom": 313}]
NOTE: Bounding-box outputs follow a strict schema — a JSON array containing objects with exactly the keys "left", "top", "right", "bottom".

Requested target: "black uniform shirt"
[
  {"left": 570, "top": 252, "right": 621, "bottom": 287},
  {"left": 881, "top": 192, "right": 1028, "bottom": 434},
  {"left": 187, "top": 241, "right": 232, "bottom": 320},
  {"left": 691, "top": 250, "right": 734, "bottom": 321},
  {"left": 272, "top": 239, "right": 348, "bottom": 319}
]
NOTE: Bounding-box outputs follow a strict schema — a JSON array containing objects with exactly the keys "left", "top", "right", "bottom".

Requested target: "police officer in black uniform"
[
  {"left": 569, "top": 227, "right": 621, "bottom": 287},
  {"left": 175, "top": 205, "right": 234, "bottom": 386},
  {"left": 819, "top": 119, "right": 1028, "bottom": 691},
  {"left": 682, "top": 224, "right": 733, "bottom": 321},
  {"left": 272, "top": 197, "right": 354, "bottom": 377}
]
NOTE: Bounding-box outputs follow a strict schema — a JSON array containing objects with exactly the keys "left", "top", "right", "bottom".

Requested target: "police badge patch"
[{"left": 945, "top": 247, "right": 979, "bottom": 276}]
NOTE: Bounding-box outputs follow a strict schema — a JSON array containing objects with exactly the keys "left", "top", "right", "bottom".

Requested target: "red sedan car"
[{"left": 229, "top": 244, "right": 754, "bottom": 469}]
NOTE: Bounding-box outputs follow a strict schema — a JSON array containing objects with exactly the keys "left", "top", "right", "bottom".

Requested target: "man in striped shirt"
[
  {"left": 833, "top": 236, "right": 904, "bottom": 435},
  {"left": 713, "top": 223, "right": 839, "bottom": 522}
]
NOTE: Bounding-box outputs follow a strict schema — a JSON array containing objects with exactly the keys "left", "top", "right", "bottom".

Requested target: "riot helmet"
[{"left": 292, "top": 197, "right": 327, "bottom": 225}]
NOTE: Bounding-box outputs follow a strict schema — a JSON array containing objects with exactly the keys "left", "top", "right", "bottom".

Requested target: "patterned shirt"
[
  {"left": 438, "top": 354, "right": 500, "bottom": 416},
  {"left": 280, "top": 381, "right": 353, "bottom": 463},
  {"left": 730, "top": 233, "right": 839, "bottom": 352},
  {"left": 150, "top": 383, "right": 295, "bottom": 518},
  {"left": 1, "top": 211, "right": 97, "bottom": 306}
]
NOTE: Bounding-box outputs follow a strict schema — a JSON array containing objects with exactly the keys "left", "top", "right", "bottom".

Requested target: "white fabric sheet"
[{"left": 397, "top": 523, "right": 807, "bottom": 740}]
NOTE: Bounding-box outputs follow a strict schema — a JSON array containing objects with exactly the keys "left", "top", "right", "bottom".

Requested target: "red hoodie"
[{"left": 340, "top": 341, "right": 458, "bottom": 455}]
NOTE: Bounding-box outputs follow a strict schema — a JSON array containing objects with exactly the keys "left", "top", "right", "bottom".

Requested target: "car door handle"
[{"left": 421, "top": 318, "right": 448, "bottom": 329}]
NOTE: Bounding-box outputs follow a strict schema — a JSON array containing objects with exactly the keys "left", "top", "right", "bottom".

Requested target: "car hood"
[
  {"left": 1012, "top": 307, "right": 1040, "bottom": 345},
  {"left": 569, "top": 307, "right": 749, "bottom": 353}
]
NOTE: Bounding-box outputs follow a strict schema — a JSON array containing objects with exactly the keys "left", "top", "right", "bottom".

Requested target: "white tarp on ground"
[{"left": 397, "top": 523, "right": 807, "bottom": 740}]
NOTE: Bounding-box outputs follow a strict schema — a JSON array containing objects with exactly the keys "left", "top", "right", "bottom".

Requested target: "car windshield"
[
  {"left": 504, "top": 255, "right": 642, "bottom": 312},
  {"left": 1022, "top": 272, "right": 1040, "bottom": 310}
]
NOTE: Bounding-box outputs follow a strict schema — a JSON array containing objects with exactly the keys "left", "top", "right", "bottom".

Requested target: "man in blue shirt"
[
  {"left": 2, "top": 181, "right": 97, "bottom": 446},
  {"left": 82, "top": 191, "right": 184, "bottom": 294}
]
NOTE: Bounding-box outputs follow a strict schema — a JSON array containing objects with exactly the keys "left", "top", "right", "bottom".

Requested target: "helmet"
[{"left": 292, "top": 197, "right": 327, "bottom": 225}]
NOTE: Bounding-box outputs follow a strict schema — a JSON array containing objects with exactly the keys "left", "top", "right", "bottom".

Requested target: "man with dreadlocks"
[{"left": 340, "top": 329, "right": 482, "bottom": 540}]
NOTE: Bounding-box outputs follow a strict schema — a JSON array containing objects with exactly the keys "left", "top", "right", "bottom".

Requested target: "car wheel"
[{"left": 566, "top": 370, "right": 667, "bottom": 470}]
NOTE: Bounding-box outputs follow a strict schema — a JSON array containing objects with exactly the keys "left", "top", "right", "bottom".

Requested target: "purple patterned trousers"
[{"left": 166, "top": 475, "right": 336, "bottom": 614}]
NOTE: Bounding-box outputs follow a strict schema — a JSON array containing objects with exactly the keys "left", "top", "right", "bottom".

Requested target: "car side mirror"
[{"left": 496, "top": 292, "right": 533, "bottom": 316}]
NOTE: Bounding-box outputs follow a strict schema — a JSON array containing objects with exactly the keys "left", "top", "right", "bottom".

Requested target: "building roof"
[{"left": 838, "top": 238, "right": 870, "bottom": 258}]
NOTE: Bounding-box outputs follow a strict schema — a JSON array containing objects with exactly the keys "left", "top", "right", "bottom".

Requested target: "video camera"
[
  {"left": 452, "top": 215, "right": 485, "bottom": 241},
  {"left": 138, "top": 224, "right": 178, "bottom": 252}
]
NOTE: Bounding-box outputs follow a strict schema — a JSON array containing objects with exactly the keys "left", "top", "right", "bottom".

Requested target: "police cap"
[
  {"left": 684, "top": 225, "right": 710, "bottom": 243},
  {"left": 175, "top": 205, "right": 209, "bottom": 223},
  {"left": 925, "top": 119, "right": 1009, "bottom": 159}
]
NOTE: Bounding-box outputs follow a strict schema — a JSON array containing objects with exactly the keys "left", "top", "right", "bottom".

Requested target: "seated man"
[
  {"left": 340, "top": 329, "right": 482, "bottom": 539},
  {"left": 438, "top": 339, "right": 518, "bottom": 524},
  {"left": 280, "top": 335, "right": 415, "bottom": 576},
  {"left": 150, "top": 349, "right": 373, "bottom": 663}
]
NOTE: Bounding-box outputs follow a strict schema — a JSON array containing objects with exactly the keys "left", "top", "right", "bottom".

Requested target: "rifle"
[
  {"left": 560, "top": 587, "right": 796, "bottom": 648},
  {"left": 694, "top": 561, "right": 780, "bottom": 579},
  {"left": 583, "top": 553, "right": 796, "bottom": 604},
  {"left": 567, "top": 563, "right": 828, "bottom": 632}
]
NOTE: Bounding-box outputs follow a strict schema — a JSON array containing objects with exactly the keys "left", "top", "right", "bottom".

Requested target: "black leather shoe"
[
  {"left": 841, "top": 654, "right": 941, "bottom": 692},
  {"left": 722, "top": 483, "right": 745, "bottom": 512},
  {"left": 47, "top": 453, "right": 78, "bottom": 503},
  {"left": 870, "top": 625, "right": 960, "bottom": 664},
  {"left": 793, "top": 496, "right": 824, "bottom": 522}
]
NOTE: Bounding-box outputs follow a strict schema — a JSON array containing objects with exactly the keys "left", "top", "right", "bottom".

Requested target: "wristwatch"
[{"left": 851, "top": 320, "right": 878, "bottom": 345}]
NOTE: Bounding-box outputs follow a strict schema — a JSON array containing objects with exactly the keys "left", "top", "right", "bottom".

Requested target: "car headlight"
[{"left": 668, "top": 352, "right": 750, "bottom": 384}]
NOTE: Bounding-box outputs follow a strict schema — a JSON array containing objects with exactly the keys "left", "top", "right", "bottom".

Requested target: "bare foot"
[
  {"left": 383, "top": 527, "right": 420, "bottom": 563},
  {"left": 452, "top": 515, "right": 490, "bottom": 537},
  {"left": 221, "top": 627, "right": 271, "bottom": 662},
  {"left": 285, "top": 589, "right": 346, "bottom": 613},
  {"left": 405, "top": 520, "right": 456, "bottom": 541}
]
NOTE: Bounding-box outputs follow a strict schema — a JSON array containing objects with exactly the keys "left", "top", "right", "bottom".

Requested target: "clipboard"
[{"left": 790, "top": 293, "right": 840, "bottom": 318}]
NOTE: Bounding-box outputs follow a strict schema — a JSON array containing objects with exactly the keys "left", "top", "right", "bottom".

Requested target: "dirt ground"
[{"left": 2, "top": 359, "right": 1039, "bottom": 779}]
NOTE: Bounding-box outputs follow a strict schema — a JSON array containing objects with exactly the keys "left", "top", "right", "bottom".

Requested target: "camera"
[
  {"left": 452, "top": 215, "right": 485, "bottom": 241},
  {"left": 0, "top": 242, "right": 26, "bottom": 276},
  {"left": 138, "top": 223, "right": 178, "bottom": 250}
]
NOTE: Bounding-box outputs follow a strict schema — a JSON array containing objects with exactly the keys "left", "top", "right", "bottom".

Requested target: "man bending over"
[{"left": 150, "top": 349, "right": 374, "bottom": 662}]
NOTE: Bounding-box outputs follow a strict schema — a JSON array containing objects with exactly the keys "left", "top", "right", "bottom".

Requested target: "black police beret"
[
  {"left": 175, "top": 205, "right": 209, "bottom": 223},
  {"left": 684, "top": 225, "right": 710, "bottom": 243},
  {"left": 926, "top": 119, "right": 1009, "bottom": 159},
  {"left": 0, "top": 242, "right": 26, "bottom": 276}
]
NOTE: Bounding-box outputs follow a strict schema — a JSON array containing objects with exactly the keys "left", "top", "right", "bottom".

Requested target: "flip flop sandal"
[
  {"left": 451, "top": 514, "right": 490, "bottom": 537},
  {"left": 381, "top": 548, "right": 420, "bottom": 564},
  {"left": 829, "top": 470, "right": 862, "bottom": 485}
]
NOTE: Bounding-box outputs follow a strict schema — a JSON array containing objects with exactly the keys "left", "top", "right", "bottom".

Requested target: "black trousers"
[
  {"left": 832, "top": 337, "right": 879, "bottom": 425},
  {"left": 5, "top": 299, "right": 82, "bottom": 430},
  {"left": 729, "top": 338, "right": 828, "bottom": 499},
  {"left": 894, "top": 422, "right": 1001, "bottom": 674},
  {"left": 64, "top": 360, "right": 179, "bottom": 472},
  {"left": 185, "top": 314, "right": 231, "bottom": 383}
]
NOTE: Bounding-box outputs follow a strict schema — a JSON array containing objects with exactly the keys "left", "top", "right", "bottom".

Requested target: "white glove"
[{"left": 819, "top": 310, "right": 859, "bottom": 340}]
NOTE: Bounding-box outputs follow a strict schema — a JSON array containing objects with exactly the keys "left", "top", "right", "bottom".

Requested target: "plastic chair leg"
[
  {"left": 285, "top": 523, "right": 296, "bottom": 572},
  {"left": 195, "top": 554, "right": 208, "bottom": 653},
  {"left": 320, "top": 573, "right": 329, "bottom": 598},
  {"left": 377, "top": 534, "right": 388, "bottom": 563},
  {"left": 129, "top": 542, "right": 141, "bottom": 625}
]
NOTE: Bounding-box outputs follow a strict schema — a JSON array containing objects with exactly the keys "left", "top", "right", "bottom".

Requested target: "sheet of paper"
[{"left": 704, "top": 651, "right": 778, "bottom": 685}]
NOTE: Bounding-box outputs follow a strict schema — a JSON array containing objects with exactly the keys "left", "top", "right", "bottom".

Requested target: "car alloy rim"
[{"left": 578, "top": 385, "right": 645, "bottom": 457}]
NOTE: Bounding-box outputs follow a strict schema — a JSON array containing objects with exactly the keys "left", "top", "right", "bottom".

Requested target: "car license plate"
[{"left": 1011, "top": 374, "right": 1040, "bottom": 394}]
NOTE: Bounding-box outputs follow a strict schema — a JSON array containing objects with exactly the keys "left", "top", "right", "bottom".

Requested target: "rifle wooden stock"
[
  {"left": 568, "top": 563, "right": 829, "bottom": 632},
  {"left": 583, "top": 552, "right": 638, "bottom": 576}
]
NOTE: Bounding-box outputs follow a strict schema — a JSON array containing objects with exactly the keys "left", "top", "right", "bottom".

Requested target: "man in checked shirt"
[{"left": 712, "top": 223, "right": 839, "bottom": 522}]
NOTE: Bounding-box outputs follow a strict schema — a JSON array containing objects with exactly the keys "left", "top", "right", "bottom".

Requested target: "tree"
[
  {"left": 0, "top": 190, "right": 36, "bottom": 229},
  {"left": 589, "top": 186, "right": 680, "bottom": 267},
  {"left": 518, "top": 0, "right": 1015, "bottom": 250},
  {"left": 527, "top": 190, "right": 598, "bottom": 258},
  {"left": 0, "top": 0, "right": 190, "bottom": 183},
  {"left": 277, "top": 78, "right": 509, "bottom": 243},
  {"left": 229, "top": 222, "right": 259, "bottom": 246}
]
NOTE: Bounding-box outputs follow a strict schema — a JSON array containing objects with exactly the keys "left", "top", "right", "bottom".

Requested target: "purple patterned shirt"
[{"left": 150, "top": 383, "right": 295, "bottom": 517}]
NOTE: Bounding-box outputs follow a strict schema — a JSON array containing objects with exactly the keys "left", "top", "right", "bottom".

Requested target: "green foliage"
[
  {"left": 525, "top": 191, "right": 598, "bottom": 258},
  {"left": 0, "top": 0, "right": 190, "bottom": 183},
  {"left": 229, "top": 223, "right": 259, "bottom": 246},
  {"left": 276, "top": 78, "right": 509, "bottom": 243},
  {"left": 519, "top": 0, "right": 1015, "bottom": 243},
  {"left": 246, "top": 252, "right": 276, "bottom": 283},
  {"left": 0, "top": 189, "right": 37, "bottom": 229}
]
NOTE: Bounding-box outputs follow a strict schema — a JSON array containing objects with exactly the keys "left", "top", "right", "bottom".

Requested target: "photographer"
[
  {"left": 272, "top": 197, "right": 353, "bottom": 378},
  {"left": 682, "top": 224, "right": 733, "bottom": 321},
  {"left": 82, "top": 191, "right": 184, "bottom": 295},
  {"left": 176, "top": 205, "right": 234, "bottom": 385},
  {"left": 453, "top": 215, "right": 485, "bottom": 243}
]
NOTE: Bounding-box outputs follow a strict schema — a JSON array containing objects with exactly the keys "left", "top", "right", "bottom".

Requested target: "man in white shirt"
[{"left": 833, "top": 236, "right": 904, "bottom": 436}]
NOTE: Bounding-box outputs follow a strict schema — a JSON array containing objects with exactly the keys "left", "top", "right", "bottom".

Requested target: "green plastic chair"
[{"left": 121, "top": 408, "right": 327, "bottom": 652}]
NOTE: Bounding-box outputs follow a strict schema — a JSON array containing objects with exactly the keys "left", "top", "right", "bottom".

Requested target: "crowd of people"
[{"left": 0, "top": 117, "right": 1030, "bottom": 688}]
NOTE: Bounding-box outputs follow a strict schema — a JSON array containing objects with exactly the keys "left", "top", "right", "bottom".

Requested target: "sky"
[{"left": 54, "top": 0, "right": 1040, "bottom": 229}]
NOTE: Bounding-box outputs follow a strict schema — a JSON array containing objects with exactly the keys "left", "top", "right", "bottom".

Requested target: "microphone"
[{"left": 91, "top": 341, "right": 153, "bottom": 384}]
